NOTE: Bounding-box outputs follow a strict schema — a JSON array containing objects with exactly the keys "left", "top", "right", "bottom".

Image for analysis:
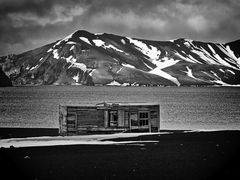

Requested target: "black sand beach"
[{"left": 0, "top": 130, "right": 240, "bottom": 180}]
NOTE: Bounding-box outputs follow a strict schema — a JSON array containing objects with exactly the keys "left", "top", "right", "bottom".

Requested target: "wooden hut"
[{"left": 59, "top": 102, "right": 160, "bottom": 135}]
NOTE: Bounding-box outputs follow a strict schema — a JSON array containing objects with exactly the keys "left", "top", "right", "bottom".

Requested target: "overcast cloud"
[{"left": 0, "top": 0, "right": 239, "bottom": 56}]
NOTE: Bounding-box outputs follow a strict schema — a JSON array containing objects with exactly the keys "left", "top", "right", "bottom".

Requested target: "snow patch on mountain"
[
  {"left": 107, "top": 80, "right": 122, "bottom": 86},
  {"left": 225, "top": 45, "right": 240, "bottom": 66},
  {"left": 182, "top": 66, "right": 204, "bottom": 82},
  {"left": 219, "top": 69, "right": 225, "bottom": 73},
  {"left": 202, "top": 71, "right": 228, "bottom": 85},
  {"left": 116, "top": 67, "right": 123, "bottom": 74},
  {"left": 66, "top": 41, "right": 76, "bottom": 45},
  {"left": 92, "top": 39, "right": 123, "bottom": 52},
  {"left": 73, "top": 72, "right": 80, "bottom": 82},
  {"left": 70, "top": 45, "right": 75, "bottom": 51},
  {"left": 30, "top": 64, "right": 40, "bottom": 71},
  {"left": 183, "top": 39, "right": 194, "bottom": 48},
  {"left": 149, "top": 68, "right": 180, "bottom": 86},
  {"left": 79, "top": 37, "right": 91, "bottom": 45},
  {"left": 175, "top": 52, "right": 196, "bottom": 63},
  {"left": 89, "top": 69, "right": 95, "bottom": 76},
  {"left": 127, "top": 37, "right": 161, "bottom": 60},
  {"left": 184, "top": 66, "right": 195, "bottom": 79},
  {"left": 73, "top": 63, "right": 87, "bottom": 71},
  {"left": 152, "top": 58, "right": 179, "bottom": 70},
  {"left": 53, "top": 49, "right": 60, "bottom": 59},
  {"left": 63, "top": 55, "right": 88, "bottom": 72},
  {"left": 2, "top": 30, "right": 240, "bottom": 87},
  {"left": 212, "top": 79, "right": 229, "bottom": 85},
  {"left": 143, "top": 62, "right": 153, "bottom": 70},
  {"left": 47, "top": 48, "right": 53, "bottom": 53},
  {"left": 122, "top": 63, "right": 135, "bottom": 69},
  {"left": 95, "top": 32, "right": 103, "bottom": 35},
  {"left": 226, "top": 69, "right": 235, "bottom": 75},
  {"left": 62, "top": 32, "right": 74, "bottom": 42},
  {"left": 121, "top": 39, "right": 126, "bottom": 44},
  {"left": 207, "top": 44, "right": 216, "bottom": 54}
]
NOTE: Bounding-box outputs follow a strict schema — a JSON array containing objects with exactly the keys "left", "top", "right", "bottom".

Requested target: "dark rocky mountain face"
[
  {"left": 0, "top": 30, "right": 240, "bottom": 87},
  {"left": 0, "top": 68, "right": 12, "bottom": 87}
]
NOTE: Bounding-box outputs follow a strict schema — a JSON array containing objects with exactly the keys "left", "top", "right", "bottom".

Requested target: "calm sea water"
[{"left": 0, "top": 86, "right": 240, "bottom": 130}]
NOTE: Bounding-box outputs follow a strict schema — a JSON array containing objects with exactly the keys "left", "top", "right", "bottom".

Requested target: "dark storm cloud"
[{"left": 0, "top": 0, "right": 239, "bottom": 56}]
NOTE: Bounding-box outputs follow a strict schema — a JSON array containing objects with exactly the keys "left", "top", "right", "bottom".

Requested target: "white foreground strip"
[{"left": 0, "top": 133, "right": 161, "bottom": 148}]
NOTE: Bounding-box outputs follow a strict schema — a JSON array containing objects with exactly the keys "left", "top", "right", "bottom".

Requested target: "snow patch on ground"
[
  {"left": 0, "top": 133, "right": 160, "bottom": 148},
  {"left": 127, "top": 37, "right": 161, "bottom": 60}
]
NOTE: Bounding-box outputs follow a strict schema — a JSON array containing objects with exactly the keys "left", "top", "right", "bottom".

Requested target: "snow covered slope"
[{"left": 0, "top": 30, "right": 240, "bottom": 86}]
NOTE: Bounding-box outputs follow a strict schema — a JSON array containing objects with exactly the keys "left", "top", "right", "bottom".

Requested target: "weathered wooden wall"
[{"left": 59, "top": 104, "right": 160, "bottom": 135}]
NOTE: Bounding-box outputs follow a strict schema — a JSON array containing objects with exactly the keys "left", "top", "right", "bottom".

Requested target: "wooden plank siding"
[{"left": 76, "top": 109, "right": 104, "bottom": 127}]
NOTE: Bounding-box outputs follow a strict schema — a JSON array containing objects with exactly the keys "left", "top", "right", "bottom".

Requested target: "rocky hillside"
[{"left": 0, "top": 30, "right": 240, "bottom": 86}]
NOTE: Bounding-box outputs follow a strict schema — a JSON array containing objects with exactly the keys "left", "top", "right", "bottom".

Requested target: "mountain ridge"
[{"left": 0, "top": 29, "right": 240, "bottom": 87}]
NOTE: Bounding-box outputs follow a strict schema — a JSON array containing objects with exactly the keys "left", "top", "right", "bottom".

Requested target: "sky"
[{"left": 0, "top": 0, "right": 240, "bottom": 56}]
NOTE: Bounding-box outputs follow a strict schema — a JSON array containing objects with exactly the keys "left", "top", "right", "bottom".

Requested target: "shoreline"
[
  {"left": 1, "top": 127, "right": 239, "bottom": 139},
  {"left": 0, "top": 130, "right": 239, "bottom": 179},
  {"left": 0, "top": 127, "right": 239, "bottom": 139}
]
